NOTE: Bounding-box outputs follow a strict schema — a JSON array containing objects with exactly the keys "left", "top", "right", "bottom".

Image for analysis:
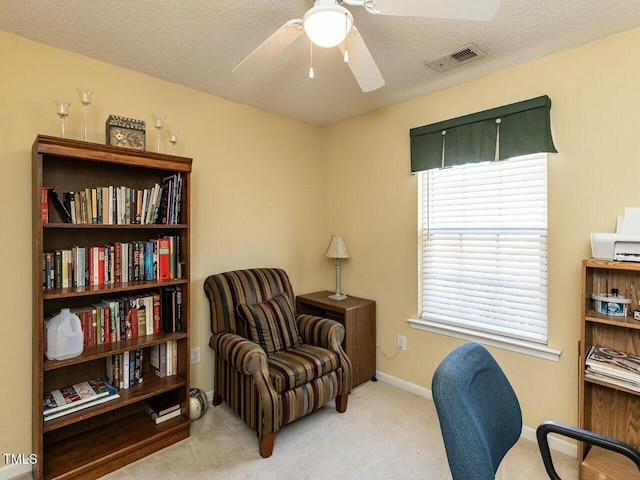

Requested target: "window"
[{"left": 413, "top": 154, "right": 557, "bottom": 359}]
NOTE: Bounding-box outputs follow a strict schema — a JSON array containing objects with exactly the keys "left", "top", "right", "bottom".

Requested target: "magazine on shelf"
[
  {"left": 43, "top": 378, "right": 118, "bottom": 419},
  {"left": 585, "top": 345, "right": 640, "bottom": 384},
  {"left": 44, "top": 392, "right": 120, "bottom": 421},
  {"left": 585, "top": 370, "right": 640, "bottom": 393}
]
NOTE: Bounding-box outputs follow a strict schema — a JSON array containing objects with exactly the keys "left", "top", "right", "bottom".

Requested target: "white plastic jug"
[{"left": 45, "top": 308, "right": 84, "bottom": 360}]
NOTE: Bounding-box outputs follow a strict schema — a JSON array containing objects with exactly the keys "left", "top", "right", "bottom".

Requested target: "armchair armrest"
[
  {"left": 296, "top": 314, "right": 345, "bottom": 350},
  {"left": 536, "top": 421, "right": 640, "bottom": 480},
  {"left": 209, "top": 332, "right": 279, "bottom": 439},
  {"left": 210, "top": 332, "right": 268, "bottom": 376},
  {"left": 296, "top": 314, "right": 353, "bottom": 393}
]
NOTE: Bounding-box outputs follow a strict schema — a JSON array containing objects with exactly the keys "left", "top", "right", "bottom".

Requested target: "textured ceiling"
[{"left": 1, "top": 0, "right": 638, "bottom": 126}]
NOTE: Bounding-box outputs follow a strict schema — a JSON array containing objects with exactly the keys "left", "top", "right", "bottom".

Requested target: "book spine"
[
  {"left": 42, "top": 187, "right": 49, "bottom": 224},
  {"left": 98, "top": 247, "right": 105, "bottom": 286},
  {"left": 176, "top": 285, "right": 182, "bottom": 332},
  {"left": 114, "top": 242, "right": 122, "bottom": 284},
  {"left": 135, "top": 349, "right": 143, "bottom": 384},
  {"left": 144, "top": 241, "right": 153, "bottom": 280},
  {"left": 172, "top": 340, "right": 177, "bottom": 376},
  {"left": 118, "top": 298, "right": 126, "bottom": 341},
  {"left": 122, "top": 352, "right": 129, "bottom": 389},
  {"left": 129, "top": 350, "right": 135, "bottom": 386},
  {"left": 157, "top": 238, "right": 171, "bottom": 280},
  {"left": 61, "top": 249, "right": 69, "bottom": 289},
  {"left": 153, "top": 293, "right": 161, "bottom": 334},
  {"left": 91, "top": 188, "right": 98, "bottom": 224},
  {"left": 159, "top": 342, "right": 167, "bottom": 377},
  {"left": 54, "top": 250, "right": 62, "bottom": 289},
  {"left": 133, "top": 242, "right": 140, "bottom": 281},
  {"left": 166, "top": 341, "right": 173, "bottom": 376},
  {"left": 96, "top": 188, "right": 102, "bottom": 224}
]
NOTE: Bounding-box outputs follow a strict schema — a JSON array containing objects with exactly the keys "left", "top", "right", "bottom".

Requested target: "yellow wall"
[
  {"left": 0, "top": 32, "right": 327, "bottom": 458},
  {"left": 1, "top": 26, "right": 639, "bottom": 464},
  {"left": 323, "top": 27, "right": 640, "bottom": 430}
]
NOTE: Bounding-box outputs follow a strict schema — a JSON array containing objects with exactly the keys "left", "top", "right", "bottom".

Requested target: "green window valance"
[{"left": 410, "top": 95, "right": 557, "bottom": 173}]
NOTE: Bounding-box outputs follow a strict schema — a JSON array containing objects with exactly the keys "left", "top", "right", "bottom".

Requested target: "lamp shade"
[
  {"left": 303, "top": 3, "right": 353, "bottom": 48},
  {"left": 324, "top": 234, "right": 351, "bottom": 259}
]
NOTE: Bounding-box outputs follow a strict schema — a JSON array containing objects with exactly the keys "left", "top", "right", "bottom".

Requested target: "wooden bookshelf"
[
  {"left": 32, "top": 135, "right": 192, "bottom": 480},
  {"left": 579, "top": 259, "right": 640, "bottom": 479}
]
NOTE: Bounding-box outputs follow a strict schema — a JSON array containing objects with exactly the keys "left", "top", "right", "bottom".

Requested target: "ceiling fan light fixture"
[{"left": 303, "top": 3, "right": 353, "bottom": 48}]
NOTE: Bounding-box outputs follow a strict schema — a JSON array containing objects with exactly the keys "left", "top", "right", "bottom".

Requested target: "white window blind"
[{"left": 418, "top": 154, "right": 548, "bottom": 344}]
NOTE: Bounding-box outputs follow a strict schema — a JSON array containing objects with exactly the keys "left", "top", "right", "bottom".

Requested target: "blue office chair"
[{"left": 432, "top": 342, "right": 640, "bottom": 480}]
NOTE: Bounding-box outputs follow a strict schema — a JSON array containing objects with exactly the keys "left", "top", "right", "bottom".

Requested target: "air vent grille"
[{"left": 425, "top": 43, "right": 486, "bottom": 72}]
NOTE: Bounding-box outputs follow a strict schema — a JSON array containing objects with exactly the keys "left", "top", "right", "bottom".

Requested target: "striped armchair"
[{"left": 204, "top": 268, "right": 352, "bottom": 458}]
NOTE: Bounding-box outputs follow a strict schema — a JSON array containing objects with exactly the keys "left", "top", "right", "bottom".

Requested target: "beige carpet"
[{"left": 97, "top": 380, "right": 578, "bottom": 479}]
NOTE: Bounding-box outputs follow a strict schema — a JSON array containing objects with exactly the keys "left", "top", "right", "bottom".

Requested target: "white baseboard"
[
  {"left": 375, "top": 370, "right": 433, "bottom": 400},
  {"left": 375, "top": 369, "right": 577, "bottom": 459},
  {"left": 0, "top": 463, "right": 31, "bottom": 480}
]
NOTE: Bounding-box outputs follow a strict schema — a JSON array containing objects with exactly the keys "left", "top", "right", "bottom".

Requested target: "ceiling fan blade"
[
  {"left": 338, "top": 28, "right": 385, "bottom": 93},
  {"left": 372, "top": 0, "right": 500, "bottom": 21},
  {"left": 233, "top": 19, "right": 303, "bottom": 74}
]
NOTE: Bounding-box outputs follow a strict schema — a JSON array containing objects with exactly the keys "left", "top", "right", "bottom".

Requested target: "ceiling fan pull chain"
[
  {"left": 344, "top": 12, "right": 349, "bottom": 63},
  {"left": 309, "top": 41, "right": 315, "bottom": 79}
]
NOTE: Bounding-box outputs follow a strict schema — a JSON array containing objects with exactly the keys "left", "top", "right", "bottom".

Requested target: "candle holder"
[
  {"left": 167, "top": 131, "right": 180, "bottom": 155},
  {"left": 76, "top": 89, "right": 93, "bottom": 141},
  {"left": 53, "top": 100, "right": 71, "bottom": 138},
  {"left": 151, "top": 114, "right": 165, "bottom": 152}
]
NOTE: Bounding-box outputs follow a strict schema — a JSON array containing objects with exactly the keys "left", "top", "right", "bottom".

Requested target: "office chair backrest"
[{"left": 432, "top": 342, "right": 523, "bottom": 480}]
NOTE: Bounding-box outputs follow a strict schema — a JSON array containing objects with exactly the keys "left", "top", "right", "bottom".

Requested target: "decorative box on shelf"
[{"left": 106, "top": 115, "right": 146, "bottom": 150}]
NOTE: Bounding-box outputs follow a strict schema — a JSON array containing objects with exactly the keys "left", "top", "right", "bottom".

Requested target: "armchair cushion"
[
  {"left": 268, "top": 344, "right": 341, "bottom": 393},
  {"left": 237, "top": 294, "right": 301, "bottom": 354}
]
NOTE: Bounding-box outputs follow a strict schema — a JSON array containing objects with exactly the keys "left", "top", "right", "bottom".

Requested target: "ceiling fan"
[{"left": 233, "top": 0, "right": 501, "bottom": 92}]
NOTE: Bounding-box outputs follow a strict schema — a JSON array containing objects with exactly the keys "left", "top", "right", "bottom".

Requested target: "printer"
[{"left": 592, "top": 208, "right": 640, "bottom": 262}]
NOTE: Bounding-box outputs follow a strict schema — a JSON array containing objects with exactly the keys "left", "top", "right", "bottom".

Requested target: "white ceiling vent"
[{"left": 425, "top": 44, "right": 486, "bottom": 72}]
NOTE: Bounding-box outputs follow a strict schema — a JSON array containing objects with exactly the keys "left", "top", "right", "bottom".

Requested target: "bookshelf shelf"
[
  {"left": 43, "top": 278, "right": 188, "bottom": 300},
  {"left": 43, "top": 374, "right": 187, "bottom": 432},
  {"left": 579, "top": 259, "right": 640, "bottom": 479},
  {"left": 33, "top": 135, "right": 192, "bottom": 480},
  {"left": 44, "top": 331, "right": 188, "bottom": 370},
  {"left": 584, "top": 309, "right": 640, "bottom": 330},
  {"left": 44, "top": 223, "right": 188, "bottom": 229},
  {"left": 43, "top": 409, "right": 189, "bottom": 480},
  {"left": 584, "top": 376, "right": 640, "bottom": 398}
]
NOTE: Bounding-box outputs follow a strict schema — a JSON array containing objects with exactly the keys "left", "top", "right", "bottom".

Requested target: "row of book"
[
  {"left": 106, "top": 348, "right": 145, "bottom": 390},
  {"left": 105, "top": 341, "right": 178, "bottom": 390},
  {"left": 43, "top": 378, "right": 119, "bottom": 421},
  {"left": 585, "top": 345, "right": 640, "bottom": 392},
  {"left": 149, "top": 341, "right": 179, "bottom": 379},
  {"left": 44, "top": 287, "right": 183, "bottom": 351},
  {"left": 42, "top": 172, "right": 183, "bottom": 225},
  {"left": 42, "top": 235, "right": 182, "bottom": 290}
]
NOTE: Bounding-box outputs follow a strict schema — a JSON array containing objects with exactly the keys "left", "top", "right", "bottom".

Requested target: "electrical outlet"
[
  {"left": 191, "top": 347, "right": 201, "bottom": 365},
  {"left": 397, "top": 334, "right": 406, "bottom": 352}
]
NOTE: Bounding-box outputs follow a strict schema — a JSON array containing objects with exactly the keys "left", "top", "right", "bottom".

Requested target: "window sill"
[{"left": 407, "top": 318, "right": 562, "bottom": 362}]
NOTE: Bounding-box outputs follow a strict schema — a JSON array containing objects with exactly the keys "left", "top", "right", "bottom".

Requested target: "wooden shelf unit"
[
  {"left": 579, "top": 259, "right": 640, "bottom": 480},
  {"left": 32, "top": 135, "right": 192, "bottom": 480}
]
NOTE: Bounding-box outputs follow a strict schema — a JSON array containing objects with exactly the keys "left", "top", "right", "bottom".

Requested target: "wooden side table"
[{"left": 296, "top": 291, "right": 376, "bottom": 388}]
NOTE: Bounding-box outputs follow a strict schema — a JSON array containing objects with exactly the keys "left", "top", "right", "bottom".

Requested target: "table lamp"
[{"left": 324, "top": 234, "right": 350, "bottom": 301}]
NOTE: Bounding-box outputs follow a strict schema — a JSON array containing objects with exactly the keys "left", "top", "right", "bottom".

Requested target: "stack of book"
[
  {"left": 43, "top": 379, "right": 119, "bottom": 421},
  {"left": 144, "top": 396, "right": 182, "bottom": 424},
  {"left": 585, "top": 345, "right": 640, "bottom": 392}
]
